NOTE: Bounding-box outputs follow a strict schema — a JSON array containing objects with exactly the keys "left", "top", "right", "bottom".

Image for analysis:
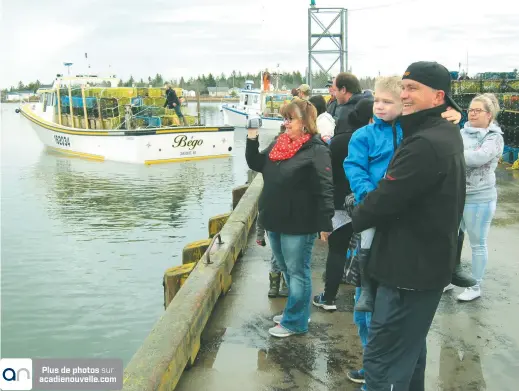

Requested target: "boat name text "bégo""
[
  {"left": 172, "top": 135, "right": 204, "bottom": 150},
  {"left": 54, "top": 135, "right": 71, "bottom": 147}
]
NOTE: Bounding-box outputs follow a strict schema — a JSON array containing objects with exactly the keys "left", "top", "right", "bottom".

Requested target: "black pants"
[
  {"left": 323, "top": 223, "right": 353, "bottom": 301},
  {"left": 364, "top": 285, "right": 442, "bottom": 391}
]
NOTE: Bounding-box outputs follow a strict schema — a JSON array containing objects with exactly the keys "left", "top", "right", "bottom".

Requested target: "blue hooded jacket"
[{"left": 343, "top": 115, "right": 403, "bottom": 203}]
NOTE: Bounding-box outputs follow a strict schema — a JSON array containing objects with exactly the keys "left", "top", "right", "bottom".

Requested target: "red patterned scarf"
[{"left": 269, "top": 132, "right": 311, "bottom": 161}]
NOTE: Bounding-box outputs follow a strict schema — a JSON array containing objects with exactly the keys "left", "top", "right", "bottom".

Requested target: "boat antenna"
[{"left": 64, "top": 62, "right": 73, "bottom": 75}]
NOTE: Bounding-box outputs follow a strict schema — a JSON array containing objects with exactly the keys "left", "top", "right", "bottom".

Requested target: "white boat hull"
[
  {"left": 221, "top": 105, "right": 283, "bottom": 131},
  {"left": 21, "top": 104, "right": 234, "bottom": 165}
]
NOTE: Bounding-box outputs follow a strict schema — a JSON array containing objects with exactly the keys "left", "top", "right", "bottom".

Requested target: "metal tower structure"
[{"left": 307, "top": 6, "right": 348, "bottom": 90}]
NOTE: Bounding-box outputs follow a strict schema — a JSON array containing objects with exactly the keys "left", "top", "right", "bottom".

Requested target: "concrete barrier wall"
[{"left": 122, "top": 173, "right": 263, "bottom": 391}]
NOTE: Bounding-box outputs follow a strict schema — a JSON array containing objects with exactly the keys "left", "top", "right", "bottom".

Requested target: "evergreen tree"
[
  {"left": 206, "top": 73, "right": 216, "bottom": 87},
  {"left": 125, "top": 75, "right": 135, "bottom": 87},
  {"left": 294, "top": 71, "right": 303, "bottom": 86},
  {"left": 153, "top": 73, "right": 164, "bottom": 87}
]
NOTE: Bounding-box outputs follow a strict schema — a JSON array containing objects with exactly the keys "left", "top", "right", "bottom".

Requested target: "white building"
[
  {"left": 207, "top": 87, "right": 229, "bottom": 97},
  {"left": 5, "top": 90, "right": 37, "bottom": 102}
]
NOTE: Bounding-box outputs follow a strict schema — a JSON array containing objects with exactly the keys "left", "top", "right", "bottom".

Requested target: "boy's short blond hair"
[{"left": 374, "top": 76, "right": 402, "bottom": 100}]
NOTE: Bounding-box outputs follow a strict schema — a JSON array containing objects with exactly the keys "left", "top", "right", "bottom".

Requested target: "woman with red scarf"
[{"left": 246, "top": 99, "right": 335, "bottom": 338}]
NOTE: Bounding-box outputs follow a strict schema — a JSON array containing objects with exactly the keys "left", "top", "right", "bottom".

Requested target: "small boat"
[
  {"left": 18, "top": 74, "right": 235, "bottom": 165},
  {"left": 221, "top": 78, "right": 293, "bottom": 130}
]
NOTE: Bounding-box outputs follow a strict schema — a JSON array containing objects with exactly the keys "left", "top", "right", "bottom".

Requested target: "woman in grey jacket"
[{"left": 458, "top": 93, "right": 504, "bottom": 301}]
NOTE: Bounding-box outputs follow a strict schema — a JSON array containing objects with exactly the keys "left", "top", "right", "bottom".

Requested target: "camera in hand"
[{"left": 246, "top": 116, "right": 262, "bottom": 129}]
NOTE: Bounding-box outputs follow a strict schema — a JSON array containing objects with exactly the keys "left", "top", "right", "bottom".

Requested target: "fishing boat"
[
  {"left": 220, "top": 77, "right": 292, "bottom": 130},
  {"left": 17, "top": 74, "right": 235, "bottom": 165}
]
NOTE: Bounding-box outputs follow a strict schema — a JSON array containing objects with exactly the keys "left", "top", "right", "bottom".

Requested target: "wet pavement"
[{"left": 175, "top": 167, "right": 519, "bottom": 391}]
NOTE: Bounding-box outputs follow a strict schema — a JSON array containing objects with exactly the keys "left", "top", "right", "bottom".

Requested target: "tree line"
[
  {"left": 116, "top": 70, "right": 376, "bottom": 92},
  {"left": 2, "top": 70, "right": 376, "bottom": 96}
]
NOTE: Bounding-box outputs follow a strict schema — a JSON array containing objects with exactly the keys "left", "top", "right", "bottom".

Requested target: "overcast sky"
[{"left": 1, "top": 0, "right": 518, "bottom": 88}]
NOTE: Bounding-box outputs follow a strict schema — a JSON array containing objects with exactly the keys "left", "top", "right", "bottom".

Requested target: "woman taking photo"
[
  {"left": 246, "top": 99, "right": 334, "bottom": 337},
  {"left": 457, "top": 93, "right": 504, "bottom": 301}
]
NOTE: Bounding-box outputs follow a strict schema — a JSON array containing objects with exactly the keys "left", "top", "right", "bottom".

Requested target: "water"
[{"left": 0, "top": 102, "right": 277, "bottom": 362}]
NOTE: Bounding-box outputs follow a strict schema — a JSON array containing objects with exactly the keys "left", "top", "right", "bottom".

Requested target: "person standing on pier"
[
  {"left": 312, "top": 97, "right": 374, "bottom": 313},
  {"left": 245, "top": 99, "right": 334, "bottom": 338},
  {"left": 452, "top": 93, "right": 504, "bottom": 301},
  {"left": 350, "top": 61, "right": 466, "bottom": 390}
]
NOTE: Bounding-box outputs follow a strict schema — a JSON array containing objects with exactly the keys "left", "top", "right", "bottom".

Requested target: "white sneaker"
[
  {"left": 443, "top": 283, "right": 455, "bottom": 292},
  {"left": 457, "top": 286, "right": 481, "bottom": 301},
  {"left": 268, "top": 325, "right": 297, "bottom": 338}
]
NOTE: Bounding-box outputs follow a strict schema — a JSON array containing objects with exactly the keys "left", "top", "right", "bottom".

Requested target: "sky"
[{"left": 1, "top": 0, "right": 518, "bottom": 88}]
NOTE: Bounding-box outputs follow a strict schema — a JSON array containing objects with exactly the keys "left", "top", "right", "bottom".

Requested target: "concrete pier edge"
[{"left": 122, "top": 174, "right": 264, "bottom": 391}]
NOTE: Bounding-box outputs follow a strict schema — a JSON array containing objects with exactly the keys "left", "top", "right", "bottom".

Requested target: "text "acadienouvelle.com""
[{"left": 0, "top": 358, "right": 123, "bottom": 390}]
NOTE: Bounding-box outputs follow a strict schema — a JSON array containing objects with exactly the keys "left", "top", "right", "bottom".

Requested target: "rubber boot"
[
  {"left": 354, "top": 249, "right": 374, "bottom": 312},
  {"left": 268, "top": 272, "right": 280, "bottom": 298},
  {"left": 278, "top": 273, "right": 289, "bottom": 297},
  {"left": 451, "top": 230, "right": 477, "bottom": 287}
]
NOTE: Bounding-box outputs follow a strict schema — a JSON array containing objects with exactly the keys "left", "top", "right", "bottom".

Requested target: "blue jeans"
[
  {"left": 354, "top": 287, "right": 372, "bottom": 351},
  {"left": 167, "top": 104, "right": 184, "bottom": 118},
  {"left": 267, "top": 231, "right": 315, "bottom": 333},
  {"left": 270, "top": 252, "right": 281, "bottom": 273},
  {"left": 460, "top": 200, "right": 497, "bottom": 285}
]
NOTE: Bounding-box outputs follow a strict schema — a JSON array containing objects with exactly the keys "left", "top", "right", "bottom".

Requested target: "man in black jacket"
[{"left": 351, "top": 62, "right": 466, "bottom": 391}]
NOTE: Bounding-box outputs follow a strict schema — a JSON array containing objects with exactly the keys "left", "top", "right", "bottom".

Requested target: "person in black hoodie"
[
  {"left": 330, "top": 99, "right": 375, "bottom": 211},
  {"left": 351, "top": 62, "right": 466, "bottom": 391},
  {"left": 246, "top": 99, "right": 334, "bottom": 338},
  {"left": 312, "top": 98, "right": 374, "bottom": 311}
]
